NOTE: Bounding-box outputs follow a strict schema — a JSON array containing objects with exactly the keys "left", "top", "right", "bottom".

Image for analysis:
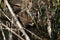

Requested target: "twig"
[
  {"left": 0, "top": 9, "right": 12, "bottom": 23},
  {"left": 4, "top": 0, "right": 30, "bottom": 40},
  {"left": 24, "top": 28, "right": 42, "bottom": 40},
  {"left": 0, "top": 0, "right": 1, "bottom": 4}
]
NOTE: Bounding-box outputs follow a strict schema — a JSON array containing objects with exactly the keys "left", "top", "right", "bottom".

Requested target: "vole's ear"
[{"left": 13, "top": 6, "right": 21, "bottom": 14}]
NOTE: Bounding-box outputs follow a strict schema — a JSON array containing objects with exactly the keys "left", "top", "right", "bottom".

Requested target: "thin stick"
[
  {"left": 0, "top": 0, "right": 1, "bottom": 4},
  {"left": 0, "top": 9, "right": 12, "bottom": 23},
  {"left": 24, "top": 28, "right": 42, "bottom": 40}
]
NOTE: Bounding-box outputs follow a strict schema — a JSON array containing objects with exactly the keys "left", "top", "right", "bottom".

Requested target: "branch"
[
  {"left": 0, "top": 0, "right": 1, "bottom": 4},
  {"left": 0, "top": 9, "right": 12, "bottom": 23},
  {"left": 24, "top": 28, "right": 42, "bottom": 40}
]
